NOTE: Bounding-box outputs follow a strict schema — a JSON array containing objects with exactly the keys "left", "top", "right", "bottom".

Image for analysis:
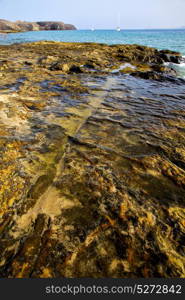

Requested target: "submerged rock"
[{"left": 131, "top": 70, "right": 185, "bottom": 84}]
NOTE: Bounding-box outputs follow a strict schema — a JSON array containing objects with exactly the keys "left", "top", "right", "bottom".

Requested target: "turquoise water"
[
  {"left": 1, "top": 29, "right": 185, "bottom": 77},
  {"left": 0, "top": 29, "right": 185, "bottom": 53}
]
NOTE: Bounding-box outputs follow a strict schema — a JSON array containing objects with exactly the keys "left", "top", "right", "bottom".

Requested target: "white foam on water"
[
  {"left": 111, "top": 63, "right": 136, "bottom": 73},
  {"left": 164, "top": 58, "right": 185, "bottom": 79},
  {"left": 180, "top": 56, "right": 185, "bottom": 78},
  {"left": 176, "top": 61, "right": 185, "bottom": 79}
]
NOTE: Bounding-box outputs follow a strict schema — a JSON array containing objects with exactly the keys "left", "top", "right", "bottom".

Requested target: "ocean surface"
[{"left": 0, "top": 29, "right": 185, "bottom": 77}]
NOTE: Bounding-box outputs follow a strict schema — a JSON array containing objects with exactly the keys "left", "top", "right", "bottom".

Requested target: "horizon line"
[{"left": 78, "top": 27, "right": 185, "bottom": 30}]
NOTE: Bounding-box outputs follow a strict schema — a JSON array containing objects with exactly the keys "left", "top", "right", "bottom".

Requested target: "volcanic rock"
[
  {"left": 0, "top": 19, "right": 76, "bottom": 33},
  {"left": 0, "top": 41, "right": 185, "bottom": 278}
]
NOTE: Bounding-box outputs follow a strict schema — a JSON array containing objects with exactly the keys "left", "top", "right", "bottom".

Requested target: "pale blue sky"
[{"left": 0, "top": 0, "right": 185, "bottom": 29}]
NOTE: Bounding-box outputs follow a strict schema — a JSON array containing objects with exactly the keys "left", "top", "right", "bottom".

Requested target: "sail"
[{"left": 116, "top": 13, "right": 121, "bottom": 31}]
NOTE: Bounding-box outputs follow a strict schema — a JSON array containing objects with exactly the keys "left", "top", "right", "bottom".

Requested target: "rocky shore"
[
  {"left": 0, "top": 42, "right": 185, "bottom": 278},
  {"left": 0, "top": 19, "right": 76, "bottom": 33}
]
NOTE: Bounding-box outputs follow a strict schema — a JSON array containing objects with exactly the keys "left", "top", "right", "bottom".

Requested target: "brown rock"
[{"left": 0, "top": 19, "right": 76, "bottom": 33}]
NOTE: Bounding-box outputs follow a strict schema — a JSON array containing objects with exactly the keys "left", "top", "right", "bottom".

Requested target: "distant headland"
[{"left": 0, "top": 19, "right": 76, "bottom": 33}]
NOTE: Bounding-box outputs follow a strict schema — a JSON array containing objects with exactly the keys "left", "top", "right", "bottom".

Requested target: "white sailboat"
[{"left": 116, "top": 13, "right": 121, "bottom": 31}]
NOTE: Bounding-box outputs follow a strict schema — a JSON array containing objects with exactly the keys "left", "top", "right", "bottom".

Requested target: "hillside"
[{"left": 0, "top": 19, "right": 76, "bottom": 33}]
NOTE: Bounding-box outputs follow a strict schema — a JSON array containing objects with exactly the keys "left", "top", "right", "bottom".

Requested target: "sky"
[{"left": 0, "top": 0, "right": 185, "bottom": 29}]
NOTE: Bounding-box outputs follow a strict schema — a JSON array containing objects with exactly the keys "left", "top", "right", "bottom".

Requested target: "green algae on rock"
[{"left": 0, "top": 41, "right": 185, "bottom": 278}]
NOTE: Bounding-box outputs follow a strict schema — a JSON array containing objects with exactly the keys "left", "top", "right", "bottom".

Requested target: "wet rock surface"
[{"left": 0, "top": 42, "right": 185, "bottom": 278}]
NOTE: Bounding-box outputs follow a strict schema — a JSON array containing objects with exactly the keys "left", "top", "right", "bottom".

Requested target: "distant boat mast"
[{"left": 116, "top": 13, "right": 121, "bottom": 31}]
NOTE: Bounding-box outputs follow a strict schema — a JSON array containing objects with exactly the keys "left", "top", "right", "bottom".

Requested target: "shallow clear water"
[
  {"left": 1, "top": 29, "right": 185, "bottom": 53},
  {"left": 1, "top": 29, "right": 185, "bottom": 77}
]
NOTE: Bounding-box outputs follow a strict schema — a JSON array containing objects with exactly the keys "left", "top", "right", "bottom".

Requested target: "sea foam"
[{"left": 165, "top": 57, "right": 185, "bottom": 79}]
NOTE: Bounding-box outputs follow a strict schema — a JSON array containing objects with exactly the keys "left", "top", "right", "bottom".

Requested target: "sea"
[{"left": 0, "top": 29, "right": 185, "bottom": 77}]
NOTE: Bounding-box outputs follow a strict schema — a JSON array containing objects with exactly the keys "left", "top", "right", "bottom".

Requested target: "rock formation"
[
  {"left": 0, "top": 19, "right": 76, "bottom": 33},
  {"left": 0, "top": 42, "right": 185, "bottom": 278}
]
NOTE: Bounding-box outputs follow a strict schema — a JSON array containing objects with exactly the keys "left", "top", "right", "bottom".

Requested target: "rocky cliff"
[{"left": 0, "top": 19, "right": 76, "bottom": 33}]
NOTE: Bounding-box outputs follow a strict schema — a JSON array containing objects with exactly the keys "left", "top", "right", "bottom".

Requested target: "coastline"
[
  {"left": 0, "top": 30, "right": 21, "bottom": 34},
  {"left": 0, "top": 19, "right": 76, "bottom": 34},
  {"left": 0, "top": 41, "right": 185, "bottom": 278}
]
